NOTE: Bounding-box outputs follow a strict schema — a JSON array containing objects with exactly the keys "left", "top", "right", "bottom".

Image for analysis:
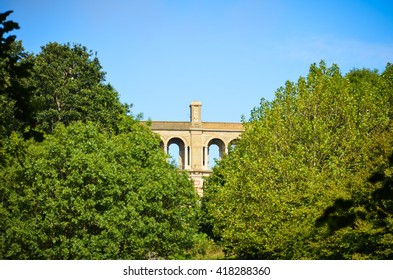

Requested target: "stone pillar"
[
  {"left": 184, "top": 145, "right": 188, "bottom": 170},
  {"left": 179, "top": 146, "right": 184, "bottom": 169},
  {"left": 190, "top": 101, "right": 203, "bottom": 171},
  {"left": 190, "top": 101, "right": 202, "bottom": 127},
  {"left": 190, "top": 130, "right": 203, "bottom": 170},
  {"left": 204, "top": 146, "right": 209, "bottom": 170},
  {"left": 220, "top": 145, "right": 226, "bottom": 159},
  {"left": 188, "top": 146, "right": 191, "bottom": 167}
]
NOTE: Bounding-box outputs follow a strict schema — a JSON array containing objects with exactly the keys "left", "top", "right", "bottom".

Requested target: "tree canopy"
[
  {"left": 31, "top": 42, "right": 129, "bottom": 134},
  {"left": 203, "top": 61, "right": 393, "bottom": 259},
  {"left": 0, "top": 11, "right": 201, "bottom": 260},
  {"left": 0, "top": 121, "right": 199, "bottom": 259}
]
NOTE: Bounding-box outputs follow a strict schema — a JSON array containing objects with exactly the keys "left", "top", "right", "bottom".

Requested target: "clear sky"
[{"left": 3, "top": 0, "right": 393, "bottom": 122}]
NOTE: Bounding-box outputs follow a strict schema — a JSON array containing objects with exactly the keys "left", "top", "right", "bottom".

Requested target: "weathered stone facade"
[{"left": 145, "top": 101, "right": 244, "bottom": 195}]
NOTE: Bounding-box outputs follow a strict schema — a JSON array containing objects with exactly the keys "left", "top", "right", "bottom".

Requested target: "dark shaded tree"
[{"left": 0, "top": 11, "right": 36, "bottom": 139}]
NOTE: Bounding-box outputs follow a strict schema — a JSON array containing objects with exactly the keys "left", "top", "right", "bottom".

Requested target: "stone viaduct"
[{"left": 145, "top": 101, "right": 244, "bottom": 195}]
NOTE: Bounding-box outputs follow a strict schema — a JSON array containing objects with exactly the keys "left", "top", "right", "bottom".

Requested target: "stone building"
[{"left": 145, "top": 101, "right": 244, "bottom": 195}]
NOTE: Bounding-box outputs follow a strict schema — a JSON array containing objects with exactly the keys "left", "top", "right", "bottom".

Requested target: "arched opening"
[
  {"left": 228, "top": 138, "right": 239, "bottom": 153},
  {"left": 167, "top": 137, "right": 186, "bottom": 169},
  {"left": 207, "top": 138, "right": 225, "bottom": 169},
  {"left": 208, "top": 144, "right": 220, "bottom": 169}
]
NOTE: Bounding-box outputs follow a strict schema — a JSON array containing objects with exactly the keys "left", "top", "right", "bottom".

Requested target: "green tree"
[
  {"left": 315, "top": 142, "right": 393, "bottom": 259},
  {"left": 0, "top": 10, "right": 202, "bottom": 260},
  {"left": 31, "top": 42, "right": 128, "bottom": 133},
  {"left": 203, "top": 61, "right": 392, "bottom": 259},
  {"left": 313, "top": 67, "right": 393, "bottom": 259},
  {"left": 0, "top": 11, "right": 35, "bottom": 139},
  {"left": 0, "top": 121, "right": 199, "bottom": 259}
]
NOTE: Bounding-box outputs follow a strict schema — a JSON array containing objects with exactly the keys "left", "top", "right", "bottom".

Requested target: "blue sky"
[{"left": 3, "top": 0, "right": 393, "bottom": 123}]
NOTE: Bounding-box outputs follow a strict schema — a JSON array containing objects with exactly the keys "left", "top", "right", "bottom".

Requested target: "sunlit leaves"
[{"left": 204, "top": 61, "right": 392, "bottom": 259}]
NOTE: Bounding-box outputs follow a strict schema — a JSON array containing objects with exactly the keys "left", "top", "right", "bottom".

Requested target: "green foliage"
[
  {"left": 0, "top": 11, "right": 35, "bottom": 139},
  {"left": 188, "top": 233, "right": 225, "bottom": 260},
  {"left": 1, "top": 13, "right": 128, "bottom": 138},
  {"left": 31, "top": 42, "right": 128, "bottom": 133},
  {"left": 315, "top": 131, "right": 393, "bottom": 259},
  {"left": 204, "top": 61, "right": 393, "bottom": 259},
  {"left": 0, "top": 122, "right": 199, "bottom": 259},
  {"left": 3, "top": 10, "right": 392, "bottom": 260},
  {"left": 0, "top": 11, "right": 203, "bottom": 260}
]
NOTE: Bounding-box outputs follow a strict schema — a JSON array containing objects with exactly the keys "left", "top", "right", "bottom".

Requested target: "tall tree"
[
  {"left": 314, "top": 66, "right": 393, "bottom": 259},
  {"left": 31, "top": 42, "right": 128, "bottom": 133},
  {"left": 0, "top": 11, "right": 201, "bottom": 261},
  {"left": 203, "top": 61, "right": 392, "bottom": 259}
]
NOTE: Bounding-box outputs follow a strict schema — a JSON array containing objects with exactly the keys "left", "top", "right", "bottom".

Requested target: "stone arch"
[
  {"left": 166, "top": 137, "right": 189, "bottom": 169},
  {"left": 144, "top": 101, "right": 244, "bottom": 195},
  {"left": 204, "top": 138, "right": 226, "bottom": 169}
]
